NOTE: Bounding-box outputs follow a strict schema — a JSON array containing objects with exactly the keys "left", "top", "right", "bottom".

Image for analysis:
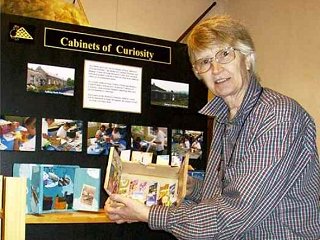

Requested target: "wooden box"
[{"left": 104, "top": 147, "right": 189, "bottom": 206}]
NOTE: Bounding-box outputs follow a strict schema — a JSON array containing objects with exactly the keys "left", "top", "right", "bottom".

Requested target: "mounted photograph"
[
  {"left": 131, "top": 125, "right": 168, "bottom": 163},
  {"left": 41, "top": 118, "right": 83, "bottom": 152},
  {"left": 171, "top": 129, "right": 204, "bottom": 166},
  {"left": 0, "top": 115, "right": 36, "bottom": 152},
  {"left": 151, "top": 78, "right": 189, "bottom": 109},
  {"left": 86, "top": 122, "right": 128, "bottom": 156},
  {"left": 27, "top": 63, "right": 75, "bottom": 96}
]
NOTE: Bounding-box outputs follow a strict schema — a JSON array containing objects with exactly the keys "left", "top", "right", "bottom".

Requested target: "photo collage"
[
  {"left": 0, "top": 114, "right": 203, "bottom": 166},
  {"left": 0, "top": 60, "right": 204, "bottom": 166}
]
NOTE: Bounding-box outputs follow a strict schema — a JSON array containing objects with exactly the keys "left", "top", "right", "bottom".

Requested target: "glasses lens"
[
  {"left": 194, "top": 58, "right": 212, "bottom": 74},
  {"left": 215, "top": 48, "right": 235, "bottom": 64},
  {"left": 193, "top": 47, "right": 236, "bottom": 74}
]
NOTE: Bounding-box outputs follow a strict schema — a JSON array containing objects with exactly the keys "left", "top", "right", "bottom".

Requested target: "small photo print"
[
  {"left": 41, "top": 118, "right": 83, "bottom": 152},
  {"left": 151, "top": 78, "right": 189, "bottom": 109},
  {"left": 158, "top": 183, "right": 170, "bottom": 206},
  {"left": 0, "top": 115, "right": 36, "bottom": 151},
  {"left": 80, "top": 184, "right": 96, "bottom": 206},
  {"left": 131, "top": 180, "right": 148, "bottom": 203},
  {"left": 119, "top": 178, "right": 130, "bottom": 195},
  {"left": 171, "top": 129, "right": 204, "bottom": 165},
  {"left": 27, "top": 63, "right": 75, "bottom": 96},
  {"left": 156, "top": 154, "right": 170, "bottom": 165},
  {"left": 87, "top": 122, "right": 128, "bottom": 156},
  {"left": 131, "top": 125, "right": 167, "bottom": 163},
  {"left": 146, "top": 182, "right": 158, "bottom": 207},
  {"left": 158, "top": 182, "right": 177, "bottom": 207}
]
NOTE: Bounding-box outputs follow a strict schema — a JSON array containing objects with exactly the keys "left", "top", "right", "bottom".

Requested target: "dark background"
[{"left": 1, "top": 13, "right": 208, "bottom": 240}]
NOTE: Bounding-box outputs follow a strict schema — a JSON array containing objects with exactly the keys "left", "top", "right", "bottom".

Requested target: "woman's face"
[{"left": 193, "top": 45, "right": 251, "bottom": 105}]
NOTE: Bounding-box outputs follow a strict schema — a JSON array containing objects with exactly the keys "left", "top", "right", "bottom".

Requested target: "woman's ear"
[
  {"left": 244, "top": 52, "right": 255, "bottom": 71},
  {"left": 192, "top": 68, "right": 202, "bottom": 80},
  {"left": 245, "top": 54, "right": 251, "bottom": 70}
]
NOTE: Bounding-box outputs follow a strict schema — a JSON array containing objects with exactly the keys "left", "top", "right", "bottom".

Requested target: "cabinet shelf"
[{"left": 26, "top": 209, "right": 111, "bottom": 224}]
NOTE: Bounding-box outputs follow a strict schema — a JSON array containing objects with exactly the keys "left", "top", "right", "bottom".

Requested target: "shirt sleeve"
[{"left": 148, "top": 118, "right": 317, "bottom": 239}]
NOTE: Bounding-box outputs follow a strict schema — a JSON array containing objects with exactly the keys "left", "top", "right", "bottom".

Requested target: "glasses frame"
[{"left": 192, "top": 47, "right": 238, "bottom": 74}]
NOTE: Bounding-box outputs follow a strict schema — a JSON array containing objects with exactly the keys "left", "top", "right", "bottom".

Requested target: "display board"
[{"left": 0, "top": 13, "right": 208, "bottom": 240}]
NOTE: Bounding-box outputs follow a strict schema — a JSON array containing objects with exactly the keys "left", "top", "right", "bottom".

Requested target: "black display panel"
[{"left": 1, "top": 13, "right": 208, "bottom": 240}]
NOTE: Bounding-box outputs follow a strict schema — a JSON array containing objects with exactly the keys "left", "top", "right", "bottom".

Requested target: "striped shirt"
[{"left": 149, "top": 76, "right": 320, "bottom": 239}]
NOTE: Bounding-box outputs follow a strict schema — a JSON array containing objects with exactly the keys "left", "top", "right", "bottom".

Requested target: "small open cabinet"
[{"left": 104, "top": 147, "right": 189, "bottom": 206}]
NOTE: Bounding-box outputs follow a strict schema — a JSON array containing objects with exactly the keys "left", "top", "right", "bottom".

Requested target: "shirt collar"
[{"left": 199, "top": 74, "right": 262, "bottom": 124}]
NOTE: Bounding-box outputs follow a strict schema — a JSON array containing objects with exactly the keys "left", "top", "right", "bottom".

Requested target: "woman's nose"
[{"left": 210, "top": 61, "right": 224, "bottom": 74}]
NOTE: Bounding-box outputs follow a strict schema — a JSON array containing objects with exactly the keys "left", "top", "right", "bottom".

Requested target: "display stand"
[
  {"left": 1, "top": 13, "right": 207, "bottom": 240},
  {"left": 0, "top": 177, "right": 111, "bottom": 235},
  {"left": 0, "top": 176, "right": 27, "bottom": 240}
]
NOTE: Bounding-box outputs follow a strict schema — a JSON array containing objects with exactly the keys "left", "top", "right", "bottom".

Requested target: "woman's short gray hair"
[{"left": 186, "top": 15, "right": 256, "bottom": 77}]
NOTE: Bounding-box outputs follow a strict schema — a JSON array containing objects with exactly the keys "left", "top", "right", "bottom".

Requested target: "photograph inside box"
[
  {"left": 1, "top": 0, "right": 90, "bottom": 26},
  {"left": 104, "top": 147, "right": 189, "bottom": 207}
]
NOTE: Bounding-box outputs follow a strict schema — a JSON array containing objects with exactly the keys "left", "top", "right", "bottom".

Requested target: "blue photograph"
[{"left": 87, "top": 122, "right": 128, "bottom": 156}]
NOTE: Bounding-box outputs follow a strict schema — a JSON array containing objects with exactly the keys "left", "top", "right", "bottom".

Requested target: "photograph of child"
[
  {"left": 0, "top": 115, "right": 36, "bottom": 151},
  {"left": 41, "top": 118, "right": 83, "bottom": 152}
]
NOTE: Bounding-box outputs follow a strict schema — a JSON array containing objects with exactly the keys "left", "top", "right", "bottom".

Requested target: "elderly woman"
[{"left": 105, "top": 15, "right": 320, "bottom": 239}]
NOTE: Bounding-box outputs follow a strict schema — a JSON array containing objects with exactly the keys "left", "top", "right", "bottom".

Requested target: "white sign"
[{"left": 83, "top": 60, "right": 142, "bottom": 113}]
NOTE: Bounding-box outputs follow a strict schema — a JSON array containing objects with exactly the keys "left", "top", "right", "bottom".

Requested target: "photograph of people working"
[
  {"left": 87, "top": 122, "right": 127, "bottom": 155},
  {"left": 41, "top": 118, "right": 83, "bottom": 152},
  {"left": 0, "top": 115, "right": 36, "bottom": 152},
  {"left": 105, "top": 15, "right": 320, "bottom": 239},
  {"left": 171, "top": 129, "right": 204, "bottom": 166},
  {"left": 131, "top": 125, "right": 168, "bottom": 163}
]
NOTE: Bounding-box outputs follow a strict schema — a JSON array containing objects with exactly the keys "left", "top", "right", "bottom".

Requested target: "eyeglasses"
[{"left": 192, "top": 47, "right": 238, "bottom": 74}]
